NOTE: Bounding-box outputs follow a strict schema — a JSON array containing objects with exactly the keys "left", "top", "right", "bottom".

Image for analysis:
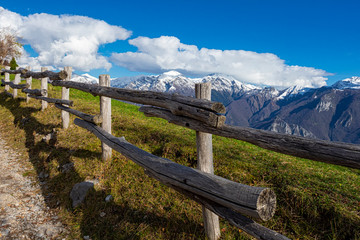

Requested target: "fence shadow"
[{"left": 0, "top": 92, "right": 204, "bottom": 239}]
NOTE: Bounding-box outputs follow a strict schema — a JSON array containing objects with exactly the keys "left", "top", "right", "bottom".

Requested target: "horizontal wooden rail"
[
  {"left": 74, "top": 118, "right": 276, "bottom": 221},
  {"left": 28, "top": 95, "right": 73, "bottom": 106},
  {"left": 22, "top": 88, "right": 47, "bottom": 96},
  {"left": 140, "top": 106, "right": 360, "bottom": 169},
  {"left": 51, "top": 80, "right": 226, "bottom": 127},
  {"left": 55, "top": 104, "right": 102, "bottom": 124},
  {"left": 1, "top": 68, "right": 67, "bottom": 80},
  {"left": 1, "top": 79, "right": 29, "bottom": 89},
  {"left": 162, "top": 181, "right": 289, "bottom": 240}
]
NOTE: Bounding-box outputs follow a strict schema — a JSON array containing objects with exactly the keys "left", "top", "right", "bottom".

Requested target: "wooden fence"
[{"left": 1, "top": 66, "right": 360, "bottom": 240}]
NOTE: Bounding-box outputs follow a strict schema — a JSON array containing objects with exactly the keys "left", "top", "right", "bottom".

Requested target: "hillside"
[{"left": 0, "top": 78, "right": 359, "bottom": 239}]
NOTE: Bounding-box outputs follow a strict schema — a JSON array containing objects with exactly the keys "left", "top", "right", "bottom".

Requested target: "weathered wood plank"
[
  {"left": 1, "top": 68, "right": 67, "bottom": 80},
  {"left": 99, "top": 75, "right": 112, "bottom": 161},
  {"left": 195, "top": 82, "right": 220, "bottom": 240},
  {"left": 61, "top": 67, "right": 72, "bottom": 129},
  {"left": 170, "top": 183, "right": 289, "bottom": 240},
  {"left": 41, "top": 67, "right": 48, "bottom": 111},
  {"left": 13, "top": 68, "right": 20, "bottom": 99},
  {"left": 4, "top": 66, "right": 10, "bottom": 92},
  {"left": 50, "top": 80, "right": 226, "bottom": 127},
  {"left": 22, "top": 88, "right": 47, "bottom": 96},
  {"left": 74, "top": 118, "right": 277, "bottom": 221},
  {"left": 146, "top": 172, "right": 289, "bottom": 240},
  {"left": 28, "top": 95, "right": 73, "bottom": 106},
  {"left": 55, "top": 104, "right": 102, "bottom": 124},
  {"left": 25, "top": 66, "right": 32, "bottom": 103},
  {"left": 139, "top": 106, "right": 360, "bottom": 169},
  {"left": 1, "top": 79, "right": 29, "bottom": 89}
]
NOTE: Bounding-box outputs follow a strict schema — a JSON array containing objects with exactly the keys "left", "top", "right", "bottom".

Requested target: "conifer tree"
[{"left": 10, "top": 57, "right": 18, "bottom": 70}]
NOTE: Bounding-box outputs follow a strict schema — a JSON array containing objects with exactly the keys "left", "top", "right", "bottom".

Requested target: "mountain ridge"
[{"left": 71, "top": 72, "right": 360, "bottom": 143}]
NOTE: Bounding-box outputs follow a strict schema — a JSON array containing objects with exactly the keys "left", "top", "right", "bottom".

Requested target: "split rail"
[{"left": 2, "top": 66, "right": 360, "bottom": 240}]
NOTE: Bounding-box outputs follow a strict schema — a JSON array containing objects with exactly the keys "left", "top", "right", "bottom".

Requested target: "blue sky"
[{"left": 1, "top": 0, "right": 359, "bottom": 88}]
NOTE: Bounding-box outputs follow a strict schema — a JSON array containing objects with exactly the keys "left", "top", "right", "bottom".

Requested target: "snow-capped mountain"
[
  {"left": 71, "top": 73, "right": 98, "bottom": 84},
  {"left": 111, "top": 71, "right": 260, "bottom": 105},
  {"left": 70, "top": 70, "right": 360, "bottom": 144},
  {"left": 331, "top": 76, "right": 360, "bottom": 89}
]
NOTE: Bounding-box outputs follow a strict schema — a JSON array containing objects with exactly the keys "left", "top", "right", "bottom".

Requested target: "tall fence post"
[
  {"left": 4, "top": 66, "right": 10, "bottom": 92},
  {"left": 195, "top": 82, "right": 221, "bottom": 240},
  {"left": 62, "top": 67, "right": 72, "bottom": 129},
  {"left": 99, "top": 74, "right": 112, "bottom": 161},
  {"left": 13, "top": 67, "right": 20, "bottom": 99},
  {"left": 25, "top": 66, "right": 32, "bottom": 103},
  {"left": 41, "top": 67, "right": 48, "bottom": 111}
]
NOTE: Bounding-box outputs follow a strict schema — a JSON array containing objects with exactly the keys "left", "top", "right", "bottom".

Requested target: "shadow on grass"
[{"left": 0, "top": 92, "right": 204, "bottom": 239}]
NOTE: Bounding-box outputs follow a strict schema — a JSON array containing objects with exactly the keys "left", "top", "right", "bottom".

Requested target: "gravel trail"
[{"left": 0, "top": 135, "right": 68, "bottom": 239}]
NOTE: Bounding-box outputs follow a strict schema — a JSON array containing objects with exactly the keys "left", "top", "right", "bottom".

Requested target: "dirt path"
[{"left": 0, "top": 135, "right": 68, "bottom": 239}]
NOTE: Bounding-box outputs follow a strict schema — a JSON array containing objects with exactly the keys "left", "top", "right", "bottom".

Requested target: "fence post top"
[
  {"left": 99, "top": 74, "right": 110, "bottom": 78},
  {"left": 99, "top": 74, "right": 111, "bottom": 86}
]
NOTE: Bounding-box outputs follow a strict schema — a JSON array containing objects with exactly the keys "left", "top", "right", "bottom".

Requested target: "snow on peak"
[
  {"left": 202, "top": 73, "right": 260, "bottom": 93},
  {"left": 277, "top": 85, "right": 309, "bottom": 100},
  {"left": 71, "top": 73, "right": 98, "bottom": 84},
  {"left": 332, "top": 76, "right": 360, "bottom": 89}
]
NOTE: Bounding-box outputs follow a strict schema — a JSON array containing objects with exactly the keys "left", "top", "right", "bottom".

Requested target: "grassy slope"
[{"left": 0, "top": 78, "right": 359, "bottom": 240}]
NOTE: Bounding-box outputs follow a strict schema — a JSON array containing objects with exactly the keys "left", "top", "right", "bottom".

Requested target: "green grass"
[{"left": 0, "top": 78, "right": 359, "bottom": 239}]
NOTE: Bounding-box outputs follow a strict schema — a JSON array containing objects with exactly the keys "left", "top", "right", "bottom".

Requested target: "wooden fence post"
[
  {"left": 13, "top": 67, "right": 20, "bottom": 99},
  {"left": 99, "top": 74, "right": 112, "bottom": 161},
  {"left": 25, "top": 66, "right": 32, "bottom": 103},
  {"left": 195, "top": 82, "right": 221, "bottom": 240},
  {"left": 4, "top": 66, "right": 10, "bottom": 92},
  {"left": 62, "top": 67, "right": 72, "bottom": 129},
  {"left": 41, "top": 67, "right": 48, "bottom": 111}
]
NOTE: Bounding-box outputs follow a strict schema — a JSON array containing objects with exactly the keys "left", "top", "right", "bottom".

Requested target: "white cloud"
[
  {"left": 111, "top": 36, "right": 329, "bottom": 88},
  {"left": 0, "top": 7, "right": 132, "bottom": 71}
]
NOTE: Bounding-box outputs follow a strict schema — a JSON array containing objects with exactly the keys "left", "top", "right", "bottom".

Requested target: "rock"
[
  {"left": 70, "top": 181, "right": 94, "bottom": 208},
  {"left": 105, "top": 194, "right": 113, "bottom": 202}
]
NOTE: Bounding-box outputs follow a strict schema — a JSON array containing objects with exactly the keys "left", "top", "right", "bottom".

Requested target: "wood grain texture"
[
  {"left": 195, "top": 82, "right": 220, "bottom": 240},
  {"left": 1, "top": 79, "right": 29, "bottom": 89},
  {"left": 13, "top": 70, "right": 20, "bottom": 99},
  {"left": 4, "top": 66, "right": 10, "bottom": 92},
  {"left": 22, "top": 88, "right": 46, "bottom": 96},
  {"left": 25, "top": 66, "right": 32, "bottom": 103},
  {"left": 1, "top": 68, "right": 67, "bottom": 80},
  {"left": 41, "top": 67, "right": 48, "bottom": 111},
  {"left": 61, "top": 67, "right": 72, "bottom": 129},
  {"left": 99, "top": 75, "right": 112, "bottom": 161},
  {"left": 50, "top": 80, "right": 226, "bottom": 127},
  {"left": 139, "top": 106, "right": 360, "bottom": 169},
  {"left": 55, "top": 104, "right": 102, "bottom": 124},
  {"left": 74, "top": 118, "right": 276, "bottom": 221},
  {"left": 150, "top": 176, "right": 289, "bottom": 240},
  {"left": 28, "top": 95, "right": 73, "bottom": 106}
]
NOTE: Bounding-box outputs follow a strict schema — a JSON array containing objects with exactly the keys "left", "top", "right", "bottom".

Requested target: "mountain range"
[{"left": 72, "top": 73, "right": 360, "bottom": 144}]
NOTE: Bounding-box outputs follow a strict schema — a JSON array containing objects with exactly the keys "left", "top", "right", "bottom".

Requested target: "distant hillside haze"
[{"left": 71, "top": 72, "right": 360, "bottom": 144}]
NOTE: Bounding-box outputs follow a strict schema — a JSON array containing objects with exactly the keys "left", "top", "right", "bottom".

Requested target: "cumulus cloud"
[
  {"left": 0, "top": 7, "right": 131, "bottom": 71},
  {"left": 111, "top": 36, "right": 329, "bottom": 88}
]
